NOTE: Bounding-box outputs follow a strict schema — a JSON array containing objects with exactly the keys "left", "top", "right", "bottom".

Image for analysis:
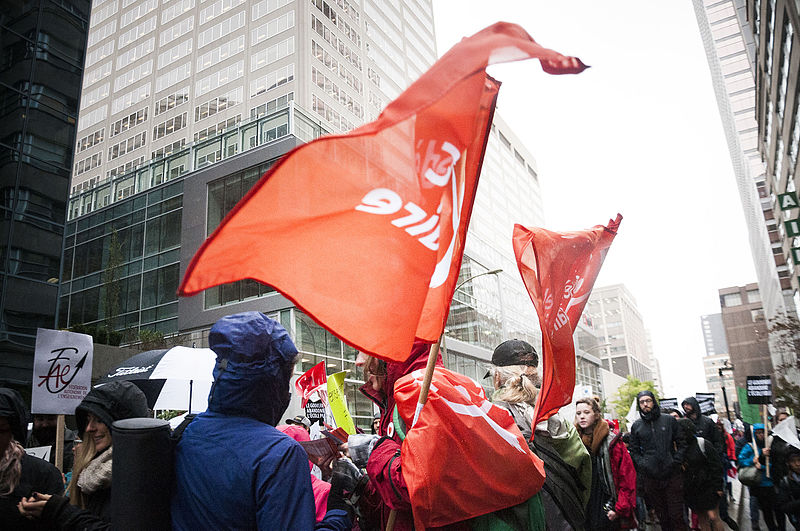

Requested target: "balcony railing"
[{"left": 68, "top": 102, "right": 330, "bottom": 220}]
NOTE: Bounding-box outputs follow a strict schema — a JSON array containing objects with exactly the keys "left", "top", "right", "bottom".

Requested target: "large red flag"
[
  {"left": 295, "top": 361, "right": 327, "bottom": 408},
  {"left": 179, "top": 22, "right": 587, "bottom": 363},
  {"left": 394, "top": 367, "right": 545, "bottom": 528},
  {"left": 513, "top": 215, "right": 622, "bottom": 427}
]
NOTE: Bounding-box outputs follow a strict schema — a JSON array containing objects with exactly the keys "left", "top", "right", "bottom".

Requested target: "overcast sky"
[{"left": 432, "top": 1, "right": 758, "bottom": 400}]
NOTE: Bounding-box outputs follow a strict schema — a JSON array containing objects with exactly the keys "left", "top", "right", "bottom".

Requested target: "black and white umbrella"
[{"left": 98, "top": 346, "right": 216, "bottom": 413}]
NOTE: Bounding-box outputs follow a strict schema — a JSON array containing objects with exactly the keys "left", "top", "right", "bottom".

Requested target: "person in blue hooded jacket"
[
  {"left": 171, "top": 312, "right": 354, "bottom": 531},
  {"left": 738, "top": 423, "right": 777, "bottom": 531}
]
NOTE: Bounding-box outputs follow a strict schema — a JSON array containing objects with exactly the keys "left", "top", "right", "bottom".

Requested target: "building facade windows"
[
  {"left": 250, "top": 11, "right": 295, "bottom": 47},
  {"left": 154, "top": 87, "right": 190, "bottom": 117},
  {"left": 153, "top": 113, "right": 188, "bottom": 140},
  {"left": 197, "top": 36, "right": 245, "bottom": 73},
  {"left": 194, "top": 87, "right": 243, "bottom": 122},
  {"left": 250, "top": 63, "right": 294, "bottom": 98}
]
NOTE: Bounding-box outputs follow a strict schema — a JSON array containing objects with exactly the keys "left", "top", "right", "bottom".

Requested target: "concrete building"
[
  {"left": 69, "top": 0, "right": 437, "bottom": 197},
  {"left": 694, "top": 0, "right": 794, "bottom": 325},
  {"left": 0, "top": 0, "right": 91, "bottom": 391},
  {"left": 701, "top": 313, "right": 737, "bottom": 417},
  {"left": 718, "top": 283, "right": 772, "bottom": 391},
  {"left": 585, "top": 284, "right": 654, "bottom": 382}
]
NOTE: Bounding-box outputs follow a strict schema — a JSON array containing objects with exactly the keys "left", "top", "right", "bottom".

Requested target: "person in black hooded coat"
[
  {"left": 680, "top": 397, "right": 724, "bottom": 460},
  {"left": 0, "top": 388, "right": 63, "bottom": 530},
  {"left": 629, "top": 390, "right": 688, "bottom": 531},
  {"left": 18, "top": 381, "right": 149, "bottom": 530}
]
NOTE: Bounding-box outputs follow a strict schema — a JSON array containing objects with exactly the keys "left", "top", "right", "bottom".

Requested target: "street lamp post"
[
  {"left": 718, "top": 360, "right": 735, "bottom": 422},
  {"left": 442, "top": 268, "right": 503, "bottom": 361}
]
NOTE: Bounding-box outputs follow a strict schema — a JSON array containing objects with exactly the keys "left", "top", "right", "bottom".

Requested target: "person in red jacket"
[{"left": 575, "top": 397, "right": 637, "bottom": 530}]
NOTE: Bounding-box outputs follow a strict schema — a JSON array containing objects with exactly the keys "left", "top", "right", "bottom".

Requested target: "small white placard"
[
  {"left": 25, "top": 445, "right": 52, "bottom": 461},
  {"left": 32, "top": 329, "right": 94, "bottom": 414}
]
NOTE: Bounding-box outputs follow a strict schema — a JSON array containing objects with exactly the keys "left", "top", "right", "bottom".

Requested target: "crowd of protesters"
[{"left": 1, "top": 310, "right": 799, "bottom": 530}]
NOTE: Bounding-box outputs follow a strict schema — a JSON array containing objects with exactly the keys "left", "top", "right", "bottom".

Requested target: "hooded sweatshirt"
[
  {"left": 0, "top": 388, "right": 64, "bottom": 530},
  {"left": 680, "top": 396, "right": 723, "bottom": 460},
  {"left": 629, "top": 391, "right": 686, "bottom": 480},
  {"left": 171, "top": 312, "right": 350, "bottom": 531}
]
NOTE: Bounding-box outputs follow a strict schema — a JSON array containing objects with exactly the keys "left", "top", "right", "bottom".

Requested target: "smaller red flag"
[
  {"left": 513, "top": 215, "right": 622, "bottom": 427},
  {"left": 394, "top": 367, "right": 545, "bottom": 528},
  {"left": 295, "top": 361, "right": 327, "bottom": 408}
]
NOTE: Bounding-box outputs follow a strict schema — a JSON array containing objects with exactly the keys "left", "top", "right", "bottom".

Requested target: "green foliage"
[
  {"left": 157, "top": 409, "right": 186, "bottom": 421},
  {"left": 69, "top": 323, "right": 122, "bottom": 346},
  {"left": 610, "top": 375, "right": 660, "bottom": 424},
  {"left": 102, "top": 230, "right": 124, "bottom": 331}
]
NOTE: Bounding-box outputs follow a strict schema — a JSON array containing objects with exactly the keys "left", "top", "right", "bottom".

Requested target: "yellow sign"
[{"left": 327, "top": 371, "right": 356, "bottom": 435}]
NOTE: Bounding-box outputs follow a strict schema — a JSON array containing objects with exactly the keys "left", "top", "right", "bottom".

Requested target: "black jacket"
[
  {"left": 681, "top": 397, "right": 724, "bottom": 460},
  {"left": 0, "top": 389, "right": 65, "bottom": 530},
  {"left": 629, "top": 391, "right": 686, "bottom": 480},
  {"left": 776, "top": 474, "right": 800, "bottom": 527}
]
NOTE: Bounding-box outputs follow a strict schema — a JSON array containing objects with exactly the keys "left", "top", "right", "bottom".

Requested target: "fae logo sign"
[
  {"left": 32, "top": 329, "right": 93, "bottom": 414},
  {"left": 746, "top": 375, "right": 772, "bottom": 405}
]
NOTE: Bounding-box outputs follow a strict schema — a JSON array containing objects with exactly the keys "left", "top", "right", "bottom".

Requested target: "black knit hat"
[
  {"left": 0, "top": 388, "right": 28, "bottom": 443},
  {"left": 76, "top": 381, "right": 149, "bottom": 436},
  {"left": 491, "top": 339, "right": 538, "bottom": 367}
]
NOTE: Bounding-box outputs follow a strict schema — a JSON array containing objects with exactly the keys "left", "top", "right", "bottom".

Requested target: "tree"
[
  {"left": 610, "top": 375, "right": 660, "bottom": 428},
  {"left": 768, "top": 313, "right": 800, "bottom": 411}
]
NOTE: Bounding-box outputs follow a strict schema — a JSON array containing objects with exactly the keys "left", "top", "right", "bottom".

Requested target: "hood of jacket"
[
  {"left": 637, "top": 390, "right": 661, "bottom": 421},
  {"left": 76, "top": 380, "right": 149, "bottom": 436},
  {"left": 360, "top": 339, "right": 439, "bottom": 436},
  {"left": 0, "top": 388, "right": 28, "bottom": 443},
  {"left": 681, "top": 396, "right": 702, "bottom": 419},
  {"left": 206, "top": 312, "right": 298, "bottom": 426}
]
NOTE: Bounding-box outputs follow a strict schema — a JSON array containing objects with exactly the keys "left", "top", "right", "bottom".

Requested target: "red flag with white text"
[
  {"left": 295, "top": 361, "right": 327, "bottom": 408},
  {"left": 513, "top": 215, "right": 622, "bottom": 427},
  {"left": 394, "top": 367, "right": 545, "bottom": 528},
  {"left": 178, "top": 22, "right": 587, "bottom": 363}
]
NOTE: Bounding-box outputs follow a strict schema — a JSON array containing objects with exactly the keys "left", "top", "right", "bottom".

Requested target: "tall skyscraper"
[
  {"left": 693, "top": 0, "right": 793, "bottom": 331},
  {"left": 58, "top": 0, "right": 562, "bottom": 424},
  {"left": 70, "top": 0, "right": 436, "bottom": 198},
  {"left": 585, "top": 284, "right": 654, "bottom": 382},
  {"left": 0, "top": 0, "right": 91, "bottom": 390}
]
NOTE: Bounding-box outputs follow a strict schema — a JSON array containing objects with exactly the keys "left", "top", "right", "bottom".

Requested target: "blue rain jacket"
[{"left": 171, "top": 312, "right": 350, "bottom": 530}]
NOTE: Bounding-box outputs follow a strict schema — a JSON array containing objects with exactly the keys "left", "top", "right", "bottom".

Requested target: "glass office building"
[{"left": 0, "top": 0, "right": 90, "bottom": 390}]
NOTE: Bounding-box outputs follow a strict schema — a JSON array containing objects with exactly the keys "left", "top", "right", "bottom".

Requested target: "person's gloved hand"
[
  {"left": 327, "top": 458, "right": 365, "bottom": 518},
  {"left": 347, "top": 434, "right": 379, "bottom": 468}
]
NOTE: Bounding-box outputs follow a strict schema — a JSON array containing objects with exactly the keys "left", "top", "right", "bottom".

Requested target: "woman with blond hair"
[
  {"left": 489, "top": 339, "right": 591, "bottom": 530},
  {"left": 574, "top": 397, "right": 637, "bottom": 530},
  {"left": 18, "top": 381, "right": 148, "bottom": 529}
]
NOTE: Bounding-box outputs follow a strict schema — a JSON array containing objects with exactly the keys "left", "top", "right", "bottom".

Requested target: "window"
[
  {"left": 83, "top": 61, "right": 113, "bottom": 88},
  {"left": 108, "top": 131, "right": 147, "bottom": 161},
  {"left": 118, "top": 16, "right": 156, "bottom": 48},
  {"left": 85, "top": 41, "right": 115, "bottom": 68},
  {"left": 312, "top": 40, "right": 362, "bottom": 94},
  {"left": 90, "top": 0, "right": 118, "bottom": 28},
  {"left": 250, "top": 11, "right": 294, "bottom": 47},
  {"left": 120, "top": 0, "right": 157, "bottom": 28},
  {"left": 311, "top": 0, "right": 360, "bottom": 46},
  {"left": 311, "top": 66, "right": 362, "bottom": 118},
  {"left": 722, "top": 292, "right": 742, "bottom": 307},
  {"left": 109, "top": 107, "right": 148, "bottom": 138},
  {"left": 76, "top": 128, "right": 105, "bottom": 153},
  {"left": 746, "top": 289, "right": 761, "bottom": 303},
  {"left": 88, "top": 20, "right": 117, "bottom": 48},
  {"left": 249, "top": 92, "right": 293, "bottom": 119},
  {"left": 153, "top": 113, "right": 188, "bottom": 140},
  {"left": 250, "top": 63, "right": 294, "bottom": 98},
  {"left": 152, "top": 139, "right": 186, "bottom": 160},
  {"left": 154, "top": 87, "right": 190, "bottom": 116},
  {"left": 81, "top": 82, "right": 110, "bottom": 108},
  {"left": 199, "top": 0, "right": 245, "bottom": 25},
  {"left": 311, "top": 15, "right": 361, "bottom": 71},
  {"left": 75, "top": 152, "right": 102, "bottom": 176},
  {"left": 251, "top": 0, "right": 291, "bottom": 21},
  {"left": 250, "top": 37, "right": 294, "bottom": 73},
  {"left": 78, "top": 106, "right": 108, "bottom": 131},
  {"left": 112, "top": 83, "right": 151, "bottom": 115},
  {"left": 312, "top": 94, "right": 354, "bottom": 132},
  {"left": 198, "top": 12, "right": 245, "bottom": 48},
  {"left": 194, "top": 87, "right": 243, "bottom": 122},
  {"left": 113, "top": 61, "right": 153, "bottom": 92},
  {"left": 160, "top": 17, "right": 195, "bottom": 47},
  {"left": 155, "top": 62, "right": 192, "bottom": 93},
  {"left": 162, "top": 0, "right": 195, "bottom": 24},
  {"left": 116, "top": 38, "right": 155, "bottom": 70},
  {"left": 158, "top": 38, "right": 193, "bottom": 70},
  {"left": 193, "top": 115, "right": 240, "bottom": 142},
  {"left": 196, "top": 36, "right": 244, "bottom": 72},
  {"left": 194, "top": 61, "right": 243, "bottom": 97}
]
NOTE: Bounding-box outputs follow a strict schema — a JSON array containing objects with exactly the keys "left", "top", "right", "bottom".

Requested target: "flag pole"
[{"left": 55, "top": 414, "right": 65, "bottom": 472}]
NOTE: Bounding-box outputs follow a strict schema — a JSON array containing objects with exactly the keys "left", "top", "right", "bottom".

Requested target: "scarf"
[
  {"left": 77, "top": 447, "right": 113, "bottom": 495},
  {"left": 578, "top": 418, "right": 609, "bottom": 456},
  {"left": 0, "top": 441, "right": 24, "bottom": 495}
]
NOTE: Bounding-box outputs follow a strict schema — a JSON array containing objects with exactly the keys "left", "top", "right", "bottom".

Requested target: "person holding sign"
[
  {"left": 738, "top": 424, "right": 778, "bottom": 531},
  {"left": 18, "top": 380, "right": 149, "bottom": 528},
  {"left": 0, "top": 388, "right": 63, "bottom": 530}
]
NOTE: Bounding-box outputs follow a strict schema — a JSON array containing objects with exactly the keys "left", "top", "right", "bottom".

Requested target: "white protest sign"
[
  {"left": 32, "top": 329, "right": 93, "bottom": 414},
  {"left": 25, "top": 446, "right": 52, "bottom": 461},
  {"left": 772, "top": 415, "right": 800, "bottom": 450}
]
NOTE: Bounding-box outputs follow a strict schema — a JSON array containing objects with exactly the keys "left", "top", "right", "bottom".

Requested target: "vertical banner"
[
  {"left": 32, "top": 329, "right": 93, "bottom": 414},
  {"left": 327, "top": 371, "right": 356, "bottom": 435},
  {"left": 737, "top": 386, "right": 761, "bottom": 425}
]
